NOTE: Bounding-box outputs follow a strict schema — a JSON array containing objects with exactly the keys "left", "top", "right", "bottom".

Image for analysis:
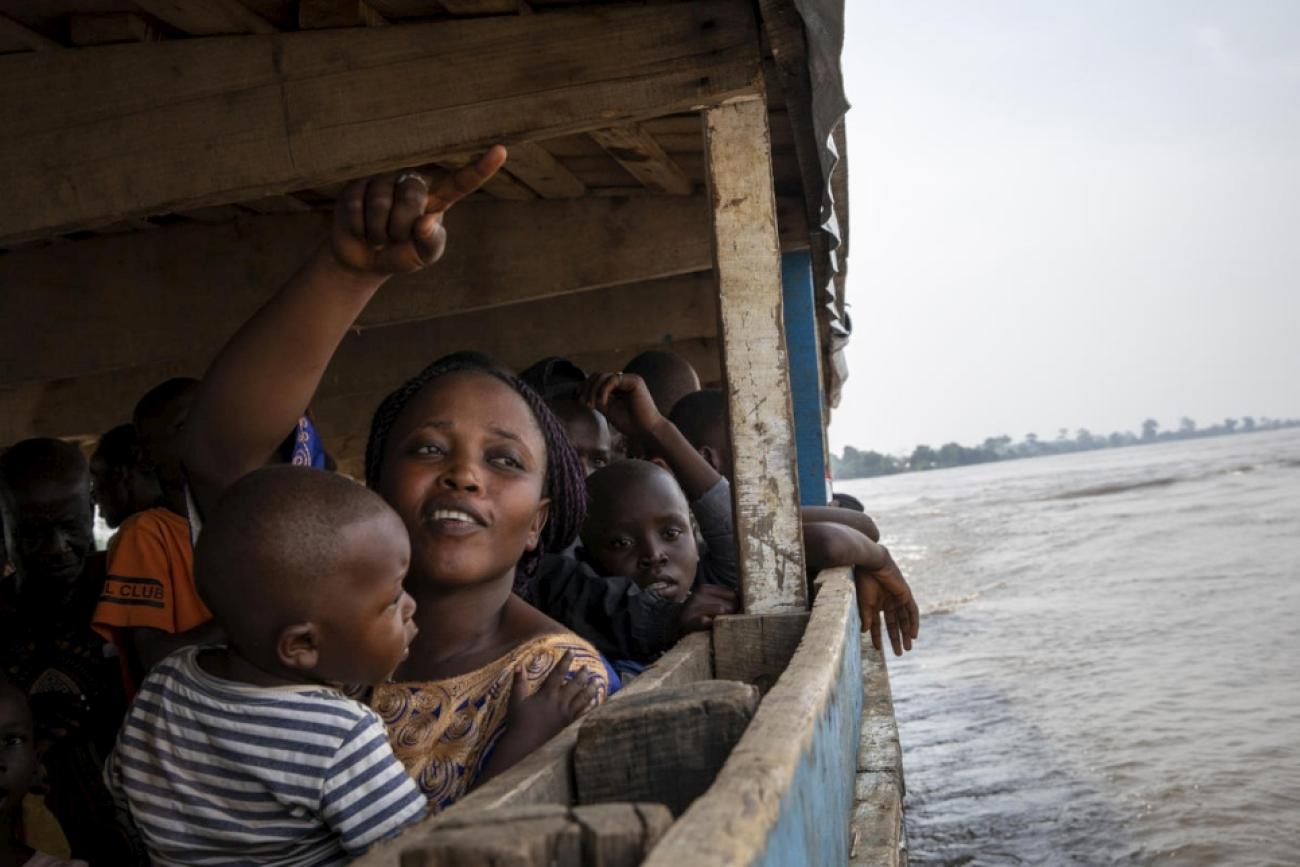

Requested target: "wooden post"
[{"left": 704, "top": 95, "right": 808, "bottom": 613}]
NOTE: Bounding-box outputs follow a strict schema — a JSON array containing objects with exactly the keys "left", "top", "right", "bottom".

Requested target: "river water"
[{"left": 838, "top": 429, "right": 1300, "bottom": 866}]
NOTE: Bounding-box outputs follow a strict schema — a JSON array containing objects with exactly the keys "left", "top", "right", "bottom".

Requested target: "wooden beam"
[
  {"left": 494, "top": 143, "right": 586, "bottom": 199},
  {"left": 0, "top": 14, "right": 62, "bottom": 51},
  {"left": 0, "top": 0, "right": 761, "bottom": 245},
  {"left": 435, "top": 161, "right": 537, "bottom": 200},
  {"left": 437, "top": 0, "right": 521, "bottom": 13},
  {"left": 573, "top": 681, "right": 758, "bottom": 817},
  {"left": 69, "top": 14, "right": 159, "bottom": 46},
  {"left": 298, "top": 0, "right": 388, "bottom": 28},
  {"left": 0, "top": 270, "right": 720, "bottom": 450},
  {"left": 1, "top": 194, "right": 807, "bottom": 387},
  {"left": 130, "top": 0, "right": 277, "bottom": 35},
  {"left": 589, "top": 125, "right": 694, "bottom": 195},
  {"left": 703, "top": 95, "right": 807, "bottom": 614}
]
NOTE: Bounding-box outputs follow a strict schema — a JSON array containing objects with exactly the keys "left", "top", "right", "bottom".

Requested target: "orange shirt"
[{"left": 92, "top": 507, "right": 209, "bottom": 649}]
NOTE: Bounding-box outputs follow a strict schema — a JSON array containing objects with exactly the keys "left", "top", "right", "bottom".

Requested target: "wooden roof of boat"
[{"left": 0, "top": 0, "right": 849, "bottom": 479}]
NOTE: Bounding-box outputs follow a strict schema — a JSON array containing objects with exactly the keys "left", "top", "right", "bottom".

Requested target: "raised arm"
[
  {"left": 183, "top": 150, "right": 507, "bottom": 517},
  {"left": 579, "top": 372, "right": 721, "bottom": 500}
]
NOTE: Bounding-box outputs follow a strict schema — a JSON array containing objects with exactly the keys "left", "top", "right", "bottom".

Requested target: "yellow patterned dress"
[{"left": 366, "top": 633, "right": 608, "bottom": 811}]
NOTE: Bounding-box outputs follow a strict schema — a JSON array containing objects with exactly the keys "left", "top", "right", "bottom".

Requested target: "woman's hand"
[
  {"left": 328, "top": 146, "right": 507, "bottom": 277},
  {"left": 854, "top": 554, "right": 920, "bottom": 656},
  {"left": 475, "top": 649, "right": 599, "bottom": 788}
]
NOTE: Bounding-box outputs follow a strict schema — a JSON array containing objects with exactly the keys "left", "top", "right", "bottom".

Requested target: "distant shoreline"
[{"left": 832, "top": 419, "right": 1300, "bottom": 481}]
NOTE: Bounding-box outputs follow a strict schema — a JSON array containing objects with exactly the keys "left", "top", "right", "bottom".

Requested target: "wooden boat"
[{"left": 0, "top": 0, "right": 905, "bottom": 862}]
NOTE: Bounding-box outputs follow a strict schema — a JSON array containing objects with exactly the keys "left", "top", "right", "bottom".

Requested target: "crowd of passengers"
[{"left": 0, "top": 151, "right": 919, "bottom": 866}]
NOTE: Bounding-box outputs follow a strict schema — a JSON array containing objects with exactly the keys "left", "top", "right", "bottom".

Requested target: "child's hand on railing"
[{"left": 675, "top": 585, "right": 739, "bottom": 634}]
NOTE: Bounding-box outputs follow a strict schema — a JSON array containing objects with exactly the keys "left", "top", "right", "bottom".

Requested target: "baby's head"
[
  {"left": 580, "top": 460, "right": 698, "bottom": 602},
  {"left": 195, "top": 467, "right": 416, "bottom": 686},
  {"left": 0, "top": 680, "right": 36, "bottom": 821}
]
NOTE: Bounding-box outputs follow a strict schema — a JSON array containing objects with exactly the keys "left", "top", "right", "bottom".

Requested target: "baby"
[{"left": 105, "top": 467, "right": 426, "bottom": 864}]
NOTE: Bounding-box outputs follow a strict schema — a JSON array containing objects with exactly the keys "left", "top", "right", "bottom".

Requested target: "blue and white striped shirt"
[{"left": 105, "top": 646, "right": 426, "bottom": 866}]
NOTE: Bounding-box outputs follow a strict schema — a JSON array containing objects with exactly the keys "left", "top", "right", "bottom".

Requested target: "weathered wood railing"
[{"left": 353, "top": 570, "right": 907, "bottom": 866}]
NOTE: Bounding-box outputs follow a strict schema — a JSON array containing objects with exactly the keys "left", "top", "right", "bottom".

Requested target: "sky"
[{"left": 827, "top": 1, "right": 1300, "bottom": 455}]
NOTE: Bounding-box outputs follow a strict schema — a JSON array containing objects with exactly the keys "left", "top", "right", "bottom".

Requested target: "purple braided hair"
[{"left": 365, "top": 353, "right": 587, "bottom": 596}]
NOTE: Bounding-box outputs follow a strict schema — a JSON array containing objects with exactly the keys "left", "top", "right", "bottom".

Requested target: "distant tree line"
[{"left": 832, "top": 415, "right": 1300, "bottom": 480}]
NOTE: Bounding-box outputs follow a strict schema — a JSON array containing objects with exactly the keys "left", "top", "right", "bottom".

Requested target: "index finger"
[{"left": 425, "top": 145, "right": 508, "bottom": 214}]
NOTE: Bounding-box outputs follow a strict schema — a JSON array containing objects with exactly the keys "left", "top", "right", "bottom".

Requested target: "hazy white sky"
[{"left": 827, "top": 1, "right": 1300, "bottom": 455}]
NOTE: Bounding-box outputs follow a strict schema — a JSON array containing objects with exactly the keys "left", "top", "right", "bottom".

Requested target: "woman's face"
[{"left": 379, "top": 371, "right": 550, "bottom": 589}]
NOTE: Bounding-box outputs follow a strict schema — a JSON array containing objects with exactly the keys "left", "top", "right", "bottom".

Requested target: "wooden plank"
[
  {"left": 849, "top": 772, "right": 905, "bottom": 867},
  {"left": 0, "top": 194, "right": 809, "bottom": 389},
  {"left": 0, "top": 193, "right": 798, "bottom": 387},
  {"left": 494, "top": 142, "right": 586, "bottom": 199},
  {"left": 573, "top": 680, "right": 758, "bottom": 817},
  {"left": 130, "top": 0, "right": 277, "bottom": 34},
  {"left": 68, "top": 13, "right": 158, "bottom": 46},
  {"left": 363, "top": 0, "right": 444, "bottom": 16},
  {"left": 0, "top": 268, "right": 722, "bottom": 449},
  {"left": 712, "top": 611, "right": 809, "bottom": 694},
  {"left": 703, "top": 95, "right": 807, "bottom": 614},
  {"left": 298, "top": 0, "right": 387, "bottom": 28},
  {"left": 0, "top": 0, "right": 762, "bottom": 245},
  {"left": 239, "top": 194, "right": 314, "bottom": 214},
  {"left": 443, "top": 631, "right": 712, "bottom": 816},
  {"left": 399, "top": 812, "right": 583, "bottom": 866},
  {"left": 642, "top": 571, "right": 863, "bottom": 867},
  {"left": 572, "top": 803, "right": 674, "bottom": 867},
  {"left": 589, "top": 125, "right": 694, "bottom": 195},
  {"left": 0, "top": 13, "right": 62, "bottom": 51},
  {"left": 435, "top": 161, "right": 537, "bottom": 200},
  {"left": 438, "top": 0, "right": 520, "bottom": 13},
  {"left": 354, "top": 803, "right": 672, "bottom": 867}
]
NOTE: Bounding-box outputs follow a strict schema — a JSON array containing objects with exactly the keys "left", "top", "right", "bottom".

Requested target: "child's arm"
[
  {"left": 800, "top": 505, "right": 880, "bottom": 542},
  {"left": 691, "top": 476, "right": 737, "bottom": 590},
  {"left": 183, "top": 151, "right": 507, "bottom": 518},
  {"left": 529, "top": 556, "right": 737, "bottom": 661},
  {"left": 803, "top": 521, "right": 920, "bottom": 656},
  {"left": 475, "top": 651, "right": 601, "bottom": 786},
  {"left": 580, "top": 372, "right": 720, "bottom": 501}
]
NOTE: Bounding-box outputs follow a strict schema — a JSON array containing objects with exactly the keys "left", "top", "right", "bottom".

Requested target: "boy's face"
[
  {"left": 136, "top": 390, "right": 196, "bottom": 488},
  {"left": 552, "top": 402, "right": 612, "bottom": 477},
  {"left": 583, "top": 472, "right": 699, "bottom": 602},
  {"left": 0, "top": 689, "right": 37, "bottom": 816},
  {"left": 1, "top": 476, "right": 94, "bottom": 594},
  {"left": 309, "top": 512, "right": 418, "bottom": 685}
]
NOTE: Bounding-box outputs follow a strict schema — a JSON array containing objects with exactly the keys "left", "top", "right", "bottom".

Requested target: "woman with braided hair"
[{"left": 182, "top": 150, "right": 609, "bottom": 811}]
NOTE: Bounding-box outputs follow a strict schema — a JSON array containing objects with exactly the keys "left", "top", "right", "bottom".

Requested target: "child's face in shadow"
[
  {"left": 378, "top": 372, "right": 550, "bottom": 592},
  {"left": 0, "top": 689, "right": 36, "bottom": 818},
  {"left": 584, "top": 473, "right": 699, "bottom": 602},
  {"left": 306, "top": 512, "right": 418, "bottom": 685},
  {"left": 551, "top": 401, "right": 612, "bottom": 478}
]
